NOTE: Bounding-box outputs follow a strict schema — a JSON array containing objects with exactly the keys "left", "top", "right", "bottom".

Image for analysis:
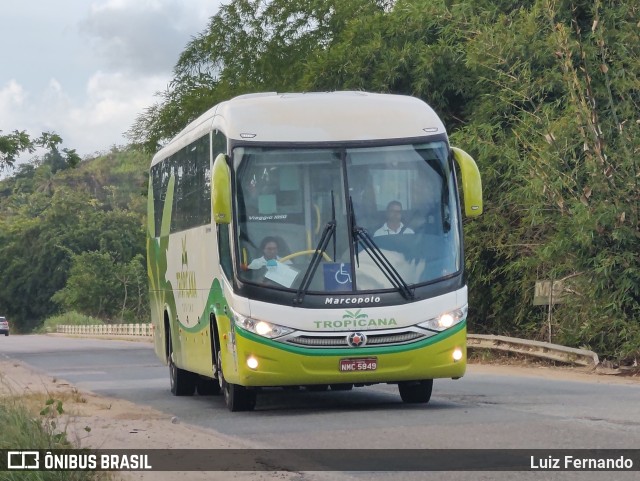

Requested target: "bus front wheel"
[
  {"left": 217, "top": 350, "right": 256, "bottom": 412},
  {"left": 398, "top": 379, "right": 433, "bottom": 404}
]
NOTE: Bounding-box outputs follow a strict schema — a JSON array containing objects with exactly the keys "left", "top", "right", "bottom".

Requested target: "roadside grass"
[{"left": 0, "top": 376, "right": 111, "bottom": 481}]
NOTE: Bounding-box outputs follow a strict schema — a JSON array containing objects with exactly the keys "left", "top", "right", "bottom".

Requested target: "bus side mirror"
[
  {"left": 452, "top": 147, "right": 483, "bottom": 217},
  {"left": 212, "top": 153, "right": 232, "bottom": 224}
]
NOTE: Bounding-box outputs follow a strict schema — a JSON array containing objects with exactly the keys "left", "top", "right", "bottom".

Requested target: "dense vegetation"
[
  {"left": 1, "top": 0, "right": 637, "bottom": 361},
  {"left": 0, "top": 148, "right": 149, "bottom": 332},
  {"left": 129, "top": 0, "right": 639, "bottom": 361}
]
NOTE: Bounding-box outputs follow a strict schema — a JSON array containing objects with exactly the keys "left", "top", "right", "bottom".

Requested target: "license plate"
[{"left": 339, "top": 358, "right": 377, "bottom": 372}]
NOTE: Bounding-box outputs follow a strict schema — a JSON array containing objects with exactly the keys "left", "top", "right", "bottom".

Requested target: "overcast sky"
[{"left": 0, "top": 0, "right": 221, "bottom": 168}]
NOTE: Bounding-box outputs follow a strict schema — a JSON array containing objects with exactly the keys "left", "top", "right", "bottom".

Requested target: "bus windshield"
[{"left": 234, "top": 141, "right": 461, "bottom": 293}]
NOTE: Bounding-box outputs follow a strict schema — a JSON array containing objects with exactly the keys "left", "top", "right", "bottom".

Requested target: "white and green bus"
[{"left": 147, "top": 91, "right": 482, "bottom": 411}]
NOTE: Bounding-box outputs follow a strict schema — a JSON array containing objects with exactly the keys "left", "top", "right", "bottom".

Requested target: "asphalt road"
[{"left": 2, "top": 335, "right": 639, "bottom": 480}]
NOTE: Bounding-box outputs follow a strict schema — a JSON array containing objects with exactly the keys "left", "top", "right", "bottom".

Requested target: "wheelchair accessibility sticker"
[{"left": 323, "top": 263, "right": 352, "bottom": 291}]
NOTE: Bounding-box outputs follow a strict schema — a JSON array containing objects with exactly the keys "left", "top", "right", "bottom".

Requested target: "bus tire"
[
  {"left": 169, "top": 336, "right": 196, "bottom": 396},
  {"left": 398, "top": 379, "right": 433, "bottom": 404},
  {"left": 217, "top": 350, "right": 256, "bottom": 412}
]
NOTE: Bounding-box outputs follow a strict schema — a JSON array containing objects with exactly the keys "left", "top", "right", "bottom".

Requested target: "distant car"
[{"left": 0, "top": 316, "right": 9, "bottom": 336}]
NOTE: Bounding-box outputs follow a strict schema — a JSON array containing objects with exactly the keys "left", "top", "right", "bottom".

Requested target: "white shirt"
[
  {"left": 247, "top": 256, "right": 292, "bottom": 270},
  {"left": 373, "top": 223, "right": 414, "bottom": 237}
]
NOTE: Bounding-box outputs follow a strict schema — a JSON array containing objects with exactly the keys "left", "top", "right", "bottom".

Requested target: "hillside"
[{"left": 0, "top": 147, "right": 150, "bottom": 332}]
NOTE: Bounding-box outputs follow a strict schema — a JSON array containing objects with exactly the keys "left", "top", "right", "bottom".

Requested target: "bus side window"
[{"left": 218, "top": 224, "right": 233, "bottom": 280}]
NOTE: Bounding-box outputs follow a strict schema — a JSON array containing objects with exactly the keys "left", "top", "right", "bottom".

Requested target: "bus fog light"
[
  {"left": 247, "top": 356, "right": 259, "bottom": 369},
  {"left": 452, "top": 348, "right": 463, "bottom": 362}
]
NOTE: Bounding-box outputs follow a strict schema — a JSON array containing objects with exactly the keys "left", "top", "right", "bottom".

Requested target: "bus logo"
[{"left": 347, "top": 332, "right": 367, "bottom": 347}]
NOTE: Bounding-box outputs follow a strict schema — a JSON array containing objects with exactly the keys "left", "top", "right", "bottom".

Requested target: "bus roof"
[{"left": 151, "top": 91, "right": 447, "bottom": 166}]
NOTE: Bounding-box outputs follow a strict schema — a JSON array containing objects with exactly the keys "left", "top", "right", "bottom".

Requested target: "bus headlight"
[
  {"left": 234, "top": 315, "right": 293, "bottom": 339},
  {"left": 418, "top": 305, "right": 468, "bottom": 332}
]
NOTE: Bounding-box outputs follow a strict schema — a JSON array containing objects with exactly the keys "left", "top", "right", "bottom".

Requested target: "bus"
[{"left": 147, "top": 91, "right": 482, "bottom": 411}]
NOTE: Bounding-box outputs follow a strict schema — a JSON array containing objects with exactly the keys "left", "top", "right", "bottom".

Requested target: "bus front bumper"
[{"left": 221, "top": 325, "right": 467, "bottom": 387}]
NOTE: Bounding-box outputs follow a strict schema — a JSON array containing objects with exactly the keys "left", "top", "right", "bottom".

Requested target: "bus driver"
[
  {"left": 373, "top": 201, "right": 414, "bottom": 237},
  {"left": 248, "top": 236, "right": 293, "bottom": 269}
]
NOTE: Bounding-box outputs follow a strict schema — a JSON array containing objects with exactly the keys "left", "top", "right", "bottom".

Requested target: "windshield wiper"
[
  {"left": 348, "top": 196, "right": 414, "bottom": 300},
  {"left": 294, "top": 192, "right": 336, "bottom": 305}
]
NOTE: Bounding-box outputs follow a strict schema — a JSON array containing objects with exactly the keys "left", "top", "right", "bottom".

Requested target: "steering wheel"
[{"left": 279, "top": 250, "right": 333, "bottom": 262}]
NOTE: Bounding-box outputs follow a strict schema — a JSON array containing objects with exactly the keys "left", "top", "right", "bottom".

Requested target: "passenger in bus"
[
  {"left": 373, "top": 201, "right": 415, "bottom": 237},
  {"left": 248, "top": 236, "right": 293, "bottom": 269}
]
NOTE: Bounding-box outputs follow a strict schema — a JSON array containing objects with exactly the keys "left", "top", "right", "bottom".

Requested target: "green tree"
[
  {"left": 0, "top": 130, "right": 79, "bottom": 171},
  {"left": 52, "top": 252, "right": 148, "bottom": 321},
  {"left": 127, "top": 0, "right": 392, "bottom": 150},
  {"left": 457, "top": 0, "right": 639, "bottom": 358},
  {"left": 52, "top": 251, "right": 121, "bottom": 319},
  {"left": 124, "top": 0, "right": 639, "bottom": 359},
  {"left": 0, "top": 130, "right": 33, "bottom": 168},
  {"left": 0, "top": 148, "right": 147, "bottom": 331},
  {"left": 114, "top": 254, "right": 148, "bottom": 322}
]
